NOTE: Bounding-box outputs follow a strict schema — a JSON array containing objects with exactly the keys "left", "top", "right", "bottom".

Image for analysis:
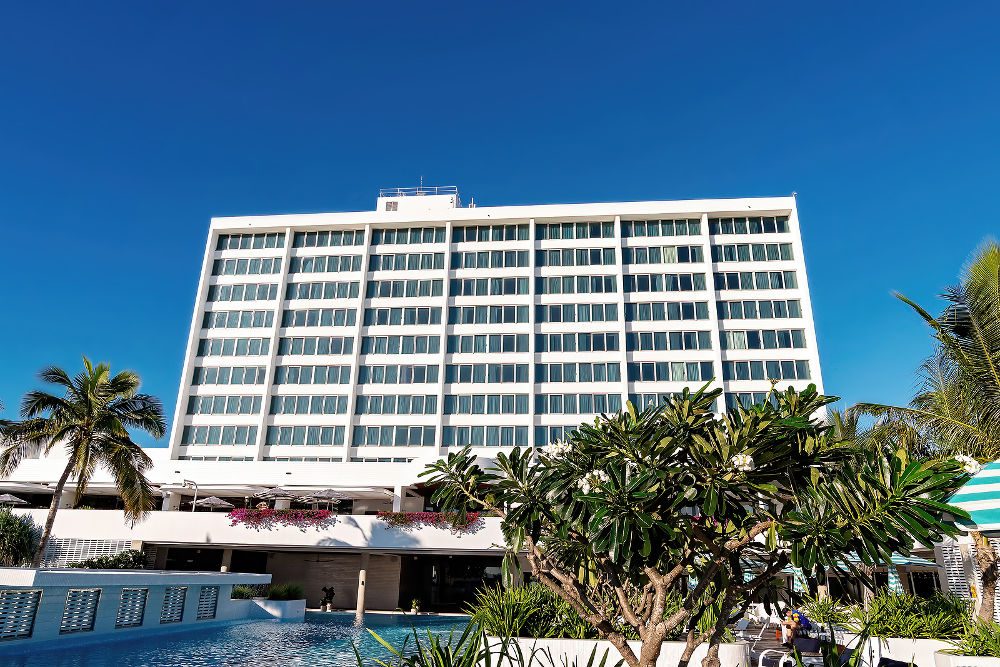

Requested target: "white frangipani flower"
[
  {"left": 541, "top": 439, "right": 573, "bottom": 457},
  {"left": 955, "top": 454, "right": 982, "bottom": 475},
  {"left": 731, "top": 454, "right": 755, "bottom": 472},
  {"left": 577, "top": 470, "right": 610, "bottom": 494}
]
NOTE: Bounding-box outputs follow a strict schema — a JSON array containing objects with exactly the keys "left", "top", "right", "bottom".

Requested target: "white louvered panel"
[
  {"left": 160, "top": 586, "right": 187, "bottom": 624},
  {"left": 196, "top": 586, "right": 219, "bottom": 620},
  {"left": 115, "top": 588, "right": 148, "bottom": 628},
  {"left": 940, "top": 545, "right": 971, "bottom": 598},
  {"left": 41, "top": 538, "right": 132, "bottom": 567},
  {"left": 60, "top": 588, "right": 101, "bottom": 634},
  {"left": 0, "top": 590, "right": 41, "bottom": 640}
]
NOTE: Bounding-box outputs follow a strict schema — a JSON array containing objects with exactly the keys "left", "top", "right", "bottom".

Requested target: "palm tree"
[
  {"left": 0, "top": 358, "right": 165, "bottom": 567},
  {"left": 850, "top": 240, "right": 1000, "bottom": 620}
]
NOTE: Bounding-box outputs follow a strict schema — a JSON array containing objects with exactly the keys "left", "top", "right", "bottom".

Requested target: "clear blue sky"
[{"left": 1, "top": 2, "right": 997, "bottom": 446}]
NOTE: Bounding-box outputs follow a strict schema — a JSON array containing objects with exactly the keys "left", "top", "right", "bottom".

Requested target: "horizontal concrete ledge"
[
  {"left": 0, "top": 567, "right": 271, "bottom": 587},
  {"left": 488, "top": 637, "right": 750, "bottom": 667}
]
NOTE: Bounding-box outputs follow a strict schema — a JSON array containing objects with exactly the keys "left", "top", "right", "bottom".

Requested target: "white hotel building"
[{"left": 1, "top": 188, "right": 825, "bottom": 610}]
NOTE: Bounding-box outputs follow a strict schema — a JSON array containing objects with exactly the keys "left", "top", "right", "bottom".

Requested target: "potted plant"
[
  {"left": 321, "top": 585, "right": 336, "bottom": 612},
  {"left": 411, "top": 598, "right": 421, "bottom": 615}
]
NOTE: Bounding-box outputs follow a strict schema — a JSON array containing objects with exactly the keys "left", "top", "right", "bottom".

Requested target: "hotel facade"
[{"left": 2, "top": 189, "right": 831, "bottom": 610}]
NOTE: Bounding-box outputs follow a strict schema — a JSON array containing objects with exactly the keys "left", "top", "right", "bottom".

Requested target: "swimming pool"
[{"left": 7, "top": 612, "right": 471, "bottom": 667}]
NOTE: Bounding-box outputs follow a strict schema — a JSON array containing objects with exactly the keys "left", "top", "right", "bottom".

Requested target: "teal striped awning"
[
  {"left": 948, "top": 461, "right": 1000, "bottom": 534},
  {"left": 778, "top": 553, "right": 940, "bottom": 574}
]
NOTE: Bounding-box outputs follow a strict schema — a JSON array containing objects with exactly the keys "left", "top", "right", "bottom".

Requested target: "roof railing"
[{"left": 378, "top": 186, "right": 459, "bottom": 198}]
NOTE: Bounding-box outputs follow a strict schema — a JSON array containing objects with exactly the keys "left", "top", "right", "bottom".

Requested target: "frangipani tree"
[{"left": 422, "top": 385, "right": 970, "bottom": 667}]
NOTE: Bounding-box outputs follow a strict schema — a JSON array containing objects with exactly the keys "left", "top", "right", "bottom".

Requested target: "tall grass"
[{"left": 846, "top": 591, "right": 969, "bottom": 639}]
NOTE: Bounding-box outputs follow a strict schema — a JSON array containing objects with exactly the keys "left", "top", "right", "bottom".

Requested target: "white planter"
[
  {"left": 876, "top": 638, "right": 953, "bottom": 667},
  {"left": 491, "top": 637, "right": 749, "bottom": 667},
  {"left": 934, "top": 652, "right": 1000, "bottom": 667},
  {"left": 251, "top": 599, "right": 307, "bottom": 622}
]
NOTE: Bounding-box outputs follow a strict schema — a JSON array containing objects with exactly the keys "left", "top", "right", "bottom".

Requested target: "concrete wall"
[{"left": 266, "top": 552, "right": 401, "bottom": 609}]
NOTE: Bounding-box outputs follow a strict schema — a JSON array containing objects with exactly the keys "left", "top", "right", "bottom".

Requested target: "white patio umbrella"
[
  {"left": 304, "top": 489, "right": 347, "bottom": 509},
  {"left": 193, "top": 496, "right": 235, "bottom": 511},
  {"left": 0, "top": 494, "right": 27, "bottom": 507},
  {"left": 253, "top": 487, "right": 299, "bottom": 500}
]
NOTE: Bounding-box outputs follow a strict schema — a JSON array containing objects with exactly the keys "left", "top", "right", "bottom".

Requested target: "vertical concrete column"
[
  {"left": 220, "top": 549, "right": 233, "bottom": 573},
  {"left": 356, "top": 552, "right": 370, "bottom": 618},
  {"left": 274, "top": 499, "right": 291, "bottom": 510},
  {"left": 161, "top": 492, "right": 182, "bottom": 511},
  {"left": 392, "top": 486, "right": 403, "bottom": 512}
]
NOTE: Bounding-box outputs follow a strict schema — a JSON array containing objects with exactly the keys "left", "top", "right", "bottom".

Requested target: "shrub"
[
  {"left": 0, "top": 508, "right": 40, "bottom": 567},
  {"left": 847, "top": 591, "right": 970, "bottom": 639},
  {"left": 267, "top": 582, "right": 304, "bottom": 600},
  {"left": 949, "top": 620, "right": 1000, "bottom": 658},
  {"left": 68, "top": 549, "right": 146, "bottom": 570},
  {"left": 231, "top": 585, "right": 256, "bottom": 599}
]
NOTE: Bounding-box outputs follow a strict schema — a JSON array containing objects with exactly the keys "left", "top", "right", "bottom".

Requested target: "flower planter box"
[
  {"left": 250, "top": 599, "right": 307, "bottom": 622},
  {"left": 489, "top": 637, "right": 749, "bottom": 667},
  {"left": 934, "top": 652, "right": 1000, "bottom": 667}
]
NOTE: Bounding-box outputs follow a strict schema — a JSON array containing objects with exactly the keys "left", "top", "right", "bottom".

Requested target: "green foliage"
[
  {"left": 0, "top": 508, "right": 40, "bottom": 567},
  {"left": 355, "top": 620, "right": 623, "bottom": 667},
  {"left": 231, "top": 585, "right": 256, "bottom": 599},
  {"left": 846, "top": 591, "right": 969, "bottom": 639},
  {"left": 799, "top": 594, "right": 850, "bottom": 629},
  {"left": 68, "top": 549, "right": 146, "bottom": 569},
  {"left": 949, "top": 619, "right": 1000, "bottom": 658},
  {"left": 267, "top": 582, "right": 304, "bottom": 600}
]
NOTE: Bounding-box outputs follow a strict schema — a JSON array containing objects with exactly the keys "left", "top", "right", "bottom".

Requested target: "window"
[
  {"left": 717, "top": 299, "right": 802, "bottom": 320},
  {"left": 710, "top": 243, "right": 794, "bottom": 262},
  {"left": 713, "top": 271, "right": 798, "bottom": 290},
  {"left": 278, "top": 336, "right": 355, "bottom": 355},
  {"left": 534, "top": 425, "right": 581, "bottom": 447},
  {"left": 535, "top": 332, "right": 619, "bottom": 352},
  {"left": 451, "top": 277, "right": 530, "bottom": 296},
  {"left": 452, "top": 224, "right": 529, "bottom": 243},
  {"left": 361, "top": 335, "right": 441, "bottom": 354},
  {"left": 181, "top": 425, "right": 258, "bottom": 445},
  {"left": 363, "top": 307, "right": 442, "bottom": 326},
  {"left": 445, "top": 364, "right": 529, "bottom": 383},
  {"left": 216, "top": 232, "right": 285, "bottom": 250},
  {"left": 450, "top": 250, "right": 529, "bottom": 269},
  {"left": 286, "top": 281, "right": 360, "bottom": 300},
  {"left": 535, "top": 362, "right": 621, "bottom": 383},
  {"left": 282, "top": 308, "right": 357, "bottom": 327},
  {"left": 273, "top": 365, "right": 351, "bottom": 384},
  {"left": 370, "top": 252, "right": 446, "bottom": 271},
  {"left": 443, "top": 425, "right": 529, "bottom": 447},
  {"left": 292, "top": 229, "right": 365, "bottom": 247},
  {"left": 629, "top": 393, "right": 717, "bottom": 412},
  {"left": 623, "top": 301, "right": 709, "bottom": 321},
  {"left": 211, "top": 257, "right": 282, "bottom": 276},
  {"left": 726, "top": 392, "right": 777, "bottom": 410},
  {"left": 622, "top": 245, "right": 704, "bottom": 264},
  {"left": 385, "top": 201, "right": 398, "bottom": 211},
  {"left": 534, "top": 393, "right": 623, "bottom": 415},
  {"left": 192, "top": 366, "right": 267, "bottom": 385},
  {"left": 206, "top": 283, "right": 278, "bottom": 302},
  {"left": 447, "top": 334, "right": 530, "bottom": 353},
  {"left": 355, "top": 394, "right": 438, "bottom": 415},
  {"left": 443, "top": 394, "right": 529, "bottom": 414},
  {"left": 449, "top": 305, "right": 529, "bottom": 324},
  {"left": 535, "top": 275, "right": 617, "bottom": 295},
  {"left": 722, "top": 360, "right": 811, "bottom": 381},
  {"left": 289, "top": 255, "right": 362, "bottom": 273},
  {"left": 269, "top": 394, "right": 349, "bottom": 415},
  {"left": 719, "top": 329, "right": 806, "bottom": 350},
  {"left": 352, "top": 425, "right": 435, "bottom": 446},
  {"left": 365, "top": 279, "right": 443, "bottom": 298},
  {"left": 621, "top": 219, "right": 701, "bottom": 237},
  {"left": 357, "top": 364, "right": 440, "bottom": 384},
  {"left": 186, "top": 395, "right": 262, "bottom": 415},
  {"left": 197, "top": 337, "right": 270, "bottom": 357},
  {"left": 370, "top": 227, "right": 446, "bottom": 245},
  {"left": 622, "top": 273, "right": 706, "bottom": 292},
  {"left": 626, "top": 331, "right": 712, "bottom": 351},
  {"left": 708, "top": 216, "right": 790, "bottom": 235},
  {"left": 535, "top": 221, "right": 614, "bottom": 239},
  {"left": 202, "top": 310, "right": 274, "bottom": 329},
  {"left": 627, "top": 361, "right": 714, "bottom": 382},
  {"left": 535, "top": 303, "right": 618, "bottom": 323},
  {"left": 266, "top": 425, "right": 344, "bottom": 446},
  {"left": 535, "top": 247, "right": 616, "bottom": 266}
]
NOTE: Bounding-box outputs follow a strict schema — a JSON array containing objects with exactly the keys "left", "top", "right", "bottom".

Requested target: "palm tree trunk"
[
  {"left": 972, "top": 530, "right": 998, "bottom": 621},
  {"left": 30, "top": 457, "right": 75, "bottom": 568}
]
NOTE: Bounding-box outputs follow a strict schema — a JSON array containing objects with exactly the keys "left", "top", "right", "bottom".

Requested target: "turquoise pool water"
[{"left": 7, "top": 612, "right": 471, "bottom": 667}]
